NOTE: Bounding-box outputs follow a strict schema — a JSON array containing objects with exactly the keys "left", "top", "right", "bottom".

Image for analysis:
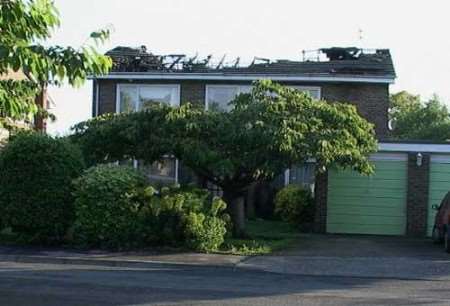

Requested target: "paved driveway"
[
  {"left": 239, "top": 234, "right": 450, "bottom": 280},
  {"left": 277, "top": 234, "right": 448, "bottom": 259}
]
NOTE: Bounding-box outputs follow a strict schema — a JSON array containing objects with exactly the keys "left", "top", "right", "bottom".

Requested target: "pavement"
[
  {"left": 0, "top": 245, "right": 245, "bottom": 269},
  {"left": 1, "top": 234, "right": 450, "bottom": 281}
]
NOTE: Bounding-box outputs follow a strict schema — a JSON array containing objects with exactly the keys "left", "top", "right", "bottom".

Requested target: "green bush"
[
  {"left": 72, "top": 164, "right": 148, "bottom": 249},
  {"left": 0, "top": 132, "right": 85, "bottom": 243},
  {"left": 274, "top": 185, "right": 314, "bottom": 229},
  {"left": 73, "top": 166, "right": 229, "bottom": 251}
]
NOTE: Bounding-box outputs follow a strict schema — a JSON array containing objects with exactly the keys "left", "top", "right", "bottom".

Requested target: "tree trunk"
[
  {"left": 246, "top": 183, "right": 257, "bottom": 219},
  {"left": 223, "top": 190, "right": 246, "bottom": 238},
  {"left": 34, "top": 85, "right": 47, "bottom": 132}
]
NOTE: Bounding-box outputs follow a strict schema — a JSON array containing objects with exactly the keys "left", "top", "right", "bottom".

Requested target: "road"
[{"left": 0, "top": 261, "right": 449, "bottom": 306}]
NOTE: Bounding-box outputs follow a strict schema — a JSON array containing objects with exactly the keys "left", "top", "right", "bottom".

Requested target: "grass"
[{"left": 218, "top": 219, "right": 301, "bottom": 256}]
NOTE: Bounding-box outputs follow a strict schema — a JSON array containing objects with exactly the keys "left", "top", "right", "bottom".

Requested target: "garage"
[
  {"left": 327, "top": 153, "right": 408, "bottom": 235},
  {"left": 428, "top": 154, "right": 450, "bottom": 236}
]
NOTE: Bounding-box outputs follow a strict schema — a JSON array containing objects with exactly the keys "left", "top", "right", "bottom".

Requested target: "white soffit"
[
  {"left": 379, "top": 142, "right": 450, "bottom": 153},
  {"left": 92, "top": 73, "right": 395, "bottom": 84}
]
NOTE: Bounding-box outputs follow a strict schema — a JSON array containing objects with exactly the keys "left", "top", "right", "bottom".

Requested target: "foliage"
[
  {"left": 72, "top": 165, "right": 228, "bottom": 251},
  {"left": 220, "top": 219, "right": 300, "bottom": 255},
  {"left": 0, "top": 132, "right": 85, "bottom": 243},
  {"left": 0, "top": 80, "right": 38, "bottom": 128},
  {"left": 0, "top": 0, "right": 112, "bottom": 127},
  {"left": 274, "top": 185, "right": 314, "bottom": 227},
  {"left": 390, "top": 91, "right": 450, "bottom": 141},
  {"left": 72, "top": 165, "right": 148, "bottom": 249},
  {"left": 73, "top": 80, "right": 376, "bottom": 185},
  {"left": 71, "top": 80, "right": 377, "bottom": 235}
]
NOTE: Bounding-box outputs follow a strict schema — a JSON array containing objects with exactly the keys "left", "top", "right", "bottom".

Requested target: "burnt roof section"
[{"left": 105, "top": 46, "right": 396, "bottom": 78}]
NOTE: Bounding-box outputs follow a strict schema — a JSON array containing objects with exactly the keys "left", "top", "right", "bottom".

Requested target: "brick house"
[{"left": 91, "top": 46, "right": 450, "bottom": 237}]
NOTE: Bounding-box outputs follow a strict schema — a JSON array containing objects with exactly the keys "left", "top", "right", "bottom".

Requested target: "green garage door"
[
  {"left": 428, "top": 155, "right": 450, "bottom": 236},
  {"left": 327, "top": 153, "right": 407, "bottom": 235}
]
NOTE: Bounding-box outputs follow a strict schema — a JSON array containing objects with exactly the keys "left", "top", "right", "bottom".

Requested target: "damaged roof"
[{"left": 100, "top": 46, "right": 396, "bottom": 82}]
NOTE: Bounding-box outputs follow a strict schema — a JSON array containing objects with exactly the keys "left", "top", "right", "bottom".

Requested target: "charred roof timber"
[{"left": 104, "top": 46, "right": 396, "bottom": 78}]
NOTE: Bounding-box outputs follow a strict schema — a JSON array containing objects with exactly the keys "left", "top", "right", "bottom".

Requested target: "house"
[
  {"left": 0, "top": 69, "right": 51, "bottom": 146},
  {"left": 91, "top": 46, "right": 450, "bottom": 238}
]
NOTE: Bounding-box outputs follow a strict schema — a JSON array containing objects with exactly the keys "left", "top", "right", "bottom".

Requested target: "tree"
[
  {"left": 0, "top": 0, "right": 112, "bottom": 130},
  {"left": 390, "top": 91, "right": 450, "bottom": 141},
  {"left": 72, "top": 80, "right": 377, "bottom": 236}
]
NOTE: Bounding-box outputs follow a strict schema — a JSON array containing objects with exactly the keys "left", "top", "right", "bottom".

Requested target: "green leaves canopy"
[
  {"left": 72, "top": 80, "right": 377, "bottom": 195},
  {"left": 390, "top": 91, "right": 450, "bottom": 141},
  {"left": 0, "top": 0, "right": 112, "bottom": 126}
]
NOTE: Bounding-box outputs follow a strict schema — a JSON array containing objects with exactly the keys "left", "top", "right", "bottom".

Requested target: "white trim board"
[
  {"left": 92, "top": 73, "right": 395, "bottom": 84},
  {"left": 379, "top": 143, "right": 450, "bottom": 154}
]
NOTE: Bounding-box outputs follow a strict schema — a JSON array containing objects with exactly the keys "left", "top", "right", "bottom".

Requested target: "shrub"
[
  {"left": 142, "top": 188, "right": 228, "bottom": 252},
  {"left": 0, "top": 132, "right": 85, "bottom": 243},
  {"left": 182, "top": 197, "right": 228, "bottom": 251},
  {"left": 73, "top": 166, "right": 229, "bottom": 252},
  {"left": 274, "top": 185, "right": 314, "bottom": 228},
  {"left": 72, "top": 164, "right": 148, "bottom": 249}
]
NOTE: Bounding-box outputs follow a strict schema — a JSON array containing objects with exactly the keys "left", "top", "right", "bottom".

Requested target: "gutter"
[{"left": 90, "top": 72, "right": 395, "bottom": 84}]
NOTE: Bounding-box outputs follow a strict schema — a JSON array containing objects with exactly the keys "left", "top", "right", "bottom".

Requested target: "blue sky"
[{"left": 47, "top": 0, "right": 450, "bottom": 134}]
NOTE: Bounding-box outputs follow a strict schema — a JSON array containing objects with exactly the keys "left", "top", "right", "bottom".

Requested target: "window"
[
  {"left": 138, "top": 158, "right": 178, "bottom": 184},
  {"left": 291, "top": 86, "right": 321, "bottom": 100},
  {"left": 117, "top": 84, "right": 180, "bottom": 112},
  {"left": 116, "top": 84, "right": 180, "bottom": 184},
  {"left": 285, "top": 162, "right": 316, "bottom": 193},
  {"left": 205, "top": 84, "right": 320, "bottom": 112},
  {"left": 205, "top": 85, "right": 251, "bottom": 112}
]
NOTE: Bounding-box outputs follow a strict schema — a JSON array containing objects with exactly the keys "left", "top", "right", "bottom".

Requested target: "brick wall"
[
  {"left": 322, "top": 83, "right": 389, "bottom": 138},
  {"left": 314, "top": 171, "right": 328, "bottom": 233},
  {"left": 406, "top": 152, "right": 430, "bottom": 236},
  {"left": 180, "top": 82, "right": 205, "bottom": 107},
  {"left": 96, "top": 80, "right": 390, "bottom": 139},
  {"left": 98, "top": 80, "right": 117, "bottom": 115}
]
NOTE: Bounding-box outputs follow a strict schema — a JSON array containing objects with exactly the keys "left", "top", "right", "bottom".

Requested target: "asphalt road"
[{"left": 0, "top": 261, "right": 449, "bottom": 306}]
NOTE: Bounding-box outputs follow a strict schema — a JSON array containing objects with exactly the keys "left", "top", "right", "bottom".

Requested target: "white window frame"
[
  {"left": 116, "top": 83, "right": 181, "bottom": 183},
  {"left": 116, "top": 83, "right": 181, "bottom": 112},
  {"left": 290, "top": 86, "right": 321, "bottom": 100},
  {"left": 204, "top": 85, "right": 252, "bottom": 111},
  {"left": 205, "top": 84, "right": 321, "bottom": 112}
]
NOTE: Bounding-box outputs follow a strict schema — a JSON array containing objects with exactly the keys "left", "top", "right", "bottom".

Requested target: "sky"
[{"left": 47, "top": 0, "right": 450, "bottom": 135}]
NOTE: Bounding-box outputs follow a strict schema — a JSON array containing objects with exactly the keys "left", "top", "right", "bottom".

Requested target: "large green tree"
[
  {"left": 0, "top": 0, "right": 112, "bottom": 130},
  {"left": 72, "top": 80, "right": 377, "bottom": 236},
  {"left": 390, "top": 91, "right": 450, "bottom": 141}
]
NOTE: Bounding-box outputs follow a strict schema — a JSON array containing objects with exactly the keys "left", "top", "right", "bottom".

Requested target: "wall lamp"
[{"left": 416, "top": 152, "right": 423, "bottom": 167}]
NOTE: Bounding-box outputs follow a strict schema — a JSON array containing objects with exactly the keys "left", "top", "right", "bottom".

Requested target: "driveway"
[{"left": 238, "top": 234, "right": 450, "bottom": 280}]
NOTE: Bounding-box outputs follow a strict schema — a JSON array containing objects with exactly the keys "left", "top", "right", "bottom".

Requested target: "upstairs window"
[
  {"left": 205, "top": 84, "right": 320, "bottom": 112},
  {"left": 291, "top": 86, "right": 321, "bottom": 100},
  {"left": 205, "top": 85, "right": 252, "bottom": 112},
  {"left": 117, "top": 84, "right": 180, "bottom": 112}
]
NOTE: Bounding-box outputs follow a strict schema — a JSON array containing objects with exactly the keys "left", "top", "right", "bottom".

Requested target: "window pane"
[
  {"left": 207, "top": 86, "right": 239, "bottom": 112},
  {"left": 119, "top": 86, "right": 137, "bottom": 112},
  {"left": 239, "top": 85, "right": 252, "bottom": 94},
  {"left": 289, "top": 162, "right": 316, "bottom": 190},
  {"left": 139, "top": 86, "right": 177, "bottom": 110},
  {"left": 292, "top": 87, "right": 321, "bottom": 99},
  {"left": 138, "top": 158, "right": 176, "bottom": 183}
]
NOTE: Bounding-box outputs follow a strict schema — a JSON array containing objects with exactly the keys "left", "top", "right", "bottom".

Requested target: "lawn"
[{"left": 219, "top": 219, "right": 301, "bottom": 256}]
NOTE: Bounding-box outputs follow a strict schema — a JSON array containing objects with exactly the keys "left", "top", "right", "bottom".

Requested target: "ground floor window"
[
  {"left": 138, "top": 157, "right": 178, "bottom": 184},
  {"left": 285, "top": 162, "right": 316, "bottom": 192},
  {"left": 119, "top": 157, "right": 178, "bottom": 185}
]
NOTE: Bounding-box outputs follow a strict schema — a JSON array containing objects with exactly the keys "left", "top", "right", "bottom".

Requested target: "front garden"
[
  {"left": 0, "top": 132, "right": 313, "bottom": 254},
  {"left": 0, "top": 81, "right": 377, "bottom": 254}
]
